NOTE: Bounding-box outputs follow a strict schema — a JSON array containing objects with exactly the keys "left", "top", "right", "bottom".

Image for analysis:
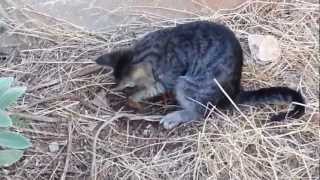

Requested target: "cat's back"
[
  {"left": 133, "top": 21, "right": 239, "bottom": 56},
  {"left": 135, "top": 21, "right": 235, "bottom": 43},
  {"left": 171, "top": 21, "right": 235, "bottom": 38},
  {"left": 128, "top": 21, "right": 242, "bottom": 91}
]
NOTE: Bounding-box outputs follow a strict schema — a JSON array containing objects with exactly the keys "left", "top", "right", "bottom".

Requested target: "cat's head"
[{"left": 95, "top": 48, "right": 155, "bottom": 91}]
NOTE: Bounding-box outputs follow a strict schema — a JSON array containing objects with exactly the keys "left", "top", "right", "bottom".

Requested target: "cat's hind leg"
[
  {"left": 160, "top": 76, "right": 205, "bottom": 129},
  {"left": 160, "top": 75, "right": 228, "bottom": 129}
]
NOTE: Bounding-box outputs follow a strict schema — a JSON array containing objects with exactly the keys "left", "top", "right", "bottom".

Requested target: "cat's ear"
[{"left": 95, "top": 48, "right": 134, "bottom": 70}]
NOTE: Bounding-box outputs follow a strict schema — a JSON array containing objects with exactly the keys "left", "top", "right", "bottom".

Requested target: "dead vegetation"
[{"left": 0, "top": 1, "right": 319, "bottom": 179}]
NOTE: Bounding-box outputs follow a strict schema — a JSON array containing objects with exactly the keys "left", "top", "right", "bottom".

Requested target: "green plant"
[{"left": 0, "top": 77, "right": 31, "bottom": 167}]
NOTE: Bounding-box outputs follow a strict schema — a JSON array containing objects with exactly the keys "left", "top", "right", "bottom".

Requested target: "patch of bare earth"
[{"left": 0, "top": 1, "right": 319, "bottom": 179}]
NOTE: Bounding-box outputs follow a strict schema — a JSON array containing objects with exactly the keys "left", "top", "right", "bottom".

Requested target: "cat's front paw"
[
  {"left": 160, "top": 111, "right": 186, "bottom": 129},
  {"left": 160, "top": 110, "right": 199, "bottom": 129}
]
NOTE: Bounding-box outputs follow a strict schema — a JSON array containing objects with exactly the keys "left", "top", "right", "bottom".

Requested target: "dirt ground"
[
  {"left": 23, "top": 0, "right": 246, "bottom": 30},
  {"left": 0, "top": 0, "right": 319, "bottom": 180}
]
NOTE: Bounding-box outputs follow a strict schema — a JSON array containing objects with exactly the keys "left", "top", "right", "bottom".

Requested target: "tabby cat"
[{"left": 95, "top": 21, "right": 305, "bottom": 129}]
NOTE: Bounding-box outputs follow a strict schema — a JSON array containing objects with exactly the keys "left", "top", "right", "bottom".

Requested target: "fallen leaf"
[{"left": 91, "top": 90, "right": 109, "bottom": 108}]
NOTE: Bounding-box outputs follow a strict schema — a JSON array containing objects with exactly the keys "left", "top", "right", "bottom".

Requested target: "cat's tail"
[{"left": 236, "top": 87, "right": 305, "bottom": 121}]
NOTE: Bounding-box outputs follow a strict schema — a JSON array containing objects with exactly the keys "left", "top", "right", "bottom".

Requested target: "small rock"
[
  {"left": 48, "top": 142, "right": 60, "bottom": 152},
  {"left": 248, "top": 34, "right": 281, "bottom": 63}
]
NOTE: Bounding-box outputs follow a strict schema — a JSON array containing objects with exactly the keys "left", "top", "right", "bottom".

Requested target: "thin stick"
[
  {"left": 28, "top": 65, "right": 102, "bottom": 92},
  {"left": 9, "top": 112, "right": 58, "bottom": 123},
  {"left": 60, "top": 121, "right": 73, "bottom": 180},
  {"left": 91, "top": 114, "right": 125, "bottom": 180}
]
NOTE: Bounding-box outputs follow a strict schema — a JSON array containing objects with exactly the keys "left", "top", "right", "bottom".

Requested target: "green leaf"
[
  {"left": 0, "top": 77, "right": 14, "bottom": 96},
  {"left": 0, "top": 110, "right": 12, "bottom": 127},
  {"left": 0, "top": 149, "right": 24, "bottom": 167},
  {"left": 0, "top": 87, "right": 26, "bottom": 109},
  {"left": 0, "top": 131, "right": 31, "bottom": 149}
]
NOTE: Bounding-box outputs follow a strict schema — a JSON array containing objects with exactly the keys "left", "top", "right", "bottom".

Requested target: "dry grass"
[{"left": 0, "top": 0, "right": 319, "bottom": 179}]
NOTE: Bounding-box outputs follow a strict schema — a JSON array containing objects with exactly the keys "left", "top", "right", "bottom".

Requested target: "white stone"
[
  {"left": 248, "top": 34, "right": 281, "bottom": 63},
  {"left": 48, "top": 142, "right": 60, "bottom": 152}
]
